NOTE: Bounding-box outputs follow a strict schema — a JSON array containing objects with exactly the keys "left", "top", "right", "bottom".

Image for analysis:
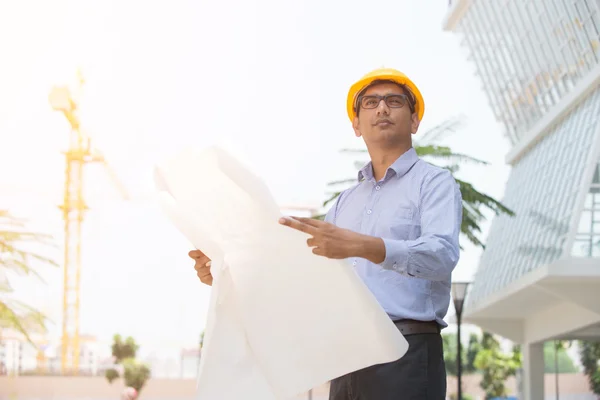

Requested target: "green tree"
[
  {"left": 449, "top": 394, "right": 475, "bottom": 400},
  {"left": 465, "top": 333, "right": 481, "bottom": 374},
  {"left": 105, "top": 368, "right": 119, "bottom": 383},
  {"left": 443, "top": 332, "right": 481, "bottom": 376},
  {"left": 0, "top": 210, "right": 57, "bottom": 341},
  {"left": 111, "top": 334, "right": 139, "bottom": 362},
  {"left": 122, "top": 358, "right": 151, "bottom": 393},
  {"left": 443, "top": 333, "right": 459, "bottom": 376},
  {"left": 474, "top": 333, "right": 521, "bottom": 399},
  {"left": 578, "top": 340, "right": 600, "bottom": 396},
  {"left": 544, "top": 341, "right": 578, "bottom": 373},
  {"left": 105, "top": 334, "right": 151, "bottom": 395},
  {"left": 316, "top": 118, "right": 514, "bottom": 249}
]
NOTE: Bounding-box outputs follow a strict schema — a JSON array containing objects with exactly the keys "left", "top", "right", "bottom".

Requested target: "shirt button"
[
  {"left": 375, "top": 185, "right": 381, "bottom": 190},
  {"left": 367, "top": 209, "right": 372, "bottom": 215},
  {"left": 352, "top": 260, "right": 357, "bottom": 266}
]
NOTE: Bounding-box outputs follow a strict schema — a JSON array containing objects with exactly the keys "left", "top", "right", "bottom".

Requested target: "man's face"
[{"left": 352, "top": 82, "right": 420, "bottom": 147}]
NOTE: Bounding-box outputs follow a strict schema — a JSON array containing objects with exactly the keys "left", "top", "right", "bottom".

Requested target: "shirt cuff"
[{"left": 380, "top": 238, "right": 411, "bottom": 275}]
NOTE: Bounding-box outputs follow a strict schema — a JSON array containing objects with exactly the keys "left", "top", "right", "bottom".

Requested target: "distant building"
[
  {"left": 0, "top": 330, "right": 101, "bottom": 375},
  {"left": 443, "top": 1, "right": 600, "bottom": 399},
  {"left": 0, "top": 333, "right": 25, "bottom": 375},
  {"left": 180, "top": 348, "right": 201, "bottom": 379},
  {"left": 0, "top": 331, "right": 46, "bottom": 375}
]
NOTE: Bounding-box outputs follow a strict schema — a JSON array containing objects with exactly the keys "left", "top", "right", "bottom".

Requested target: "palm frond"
[
  {"left": 312, "top": 213, "right": 326, "bottom": 221},
  {"left": 0, "top": 259, "right": 46, "bottom": 283},
  {"left": 441, "top": 164, "right": 461, "bottom": 174},
  {"left": 456, "top": 179, "right": 514, "bottom": 217},
  {"left": 353, "top": 160, "right": 367, "bottom": 170},
  {"left": 0, "top": 299, "right": 49, "bottom": 344},
  {"left": 417, "top": 115, "right": 465, "bottom": 145},
  {"left": 318, "top": 117, "right": 515, "bottom": 249},
  {"left": 0, "top": 210, "right": 57, "bottom": 341},
  {"left": 323, "top": 191, "right": 343, "bottom": 207},
  {"left": 460, "top": 208, "right": 486, "bottom": 249},
  {"left": 340, "top": 148, "right": 368, "bottom": 154},
  {"left": 0, "top": 274, "right": 12, "bottom": 293},
  {"left": 416, "top": 145, "right": 489, "bottom": 165}
]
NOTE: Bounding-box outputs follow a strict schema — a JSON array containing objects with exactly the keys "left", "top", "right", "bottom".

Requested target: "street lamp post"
[{"left": 451, "top": 281, "right": 471, "bottom": 400}]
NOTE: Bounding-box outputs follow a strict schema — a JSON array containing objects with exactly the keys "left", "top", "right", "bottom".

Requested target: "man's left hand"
[{"left": 278, "top": 216, "right": 385, "bottom": 263}]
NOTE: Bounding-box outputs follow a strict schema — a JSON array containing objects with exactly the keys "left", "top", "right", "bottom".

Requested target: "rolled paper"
[{"left": 154, "top": 146, "right": 409, "bottom": 400}]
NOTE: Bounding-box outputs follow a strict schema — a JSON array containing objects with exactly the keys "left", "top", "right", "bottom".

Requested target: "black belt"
[{"left": 393, "top": 319, "right": 440, "bottom": 336}]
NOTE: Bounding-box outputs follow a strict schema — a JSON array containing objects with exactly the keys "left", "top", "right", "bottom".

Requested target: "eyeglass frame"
[{"left": 355, "top": 93, "right": 415, "bottom": 115}]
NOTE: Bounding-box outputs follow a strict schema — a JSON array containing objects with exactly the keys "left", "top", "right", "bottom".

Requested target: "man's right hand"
[{"left": 189, "top": 250, "right": 213, "bottom": 286}]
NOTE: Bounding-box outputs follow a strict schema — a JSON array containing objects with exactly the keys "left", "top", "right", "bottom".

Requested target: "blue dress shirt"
[{"left": 325, "top": 147, "right": 462, "bottom": 327}]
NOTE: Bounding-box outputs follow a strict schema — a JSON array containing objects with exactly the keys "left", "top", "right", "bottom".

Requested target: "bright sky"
[{"left": 0, "top": 0, "right": 510, "bottom": 360}]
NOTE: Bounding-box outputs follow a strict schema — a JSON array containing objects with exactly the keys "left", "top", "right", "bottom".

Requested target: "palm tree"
[
  {"left": 316, "top": 117, "right": 514, "bottom": 249},
  {"left": 0, "top": 210, "right": 57, "bottom": 341}
]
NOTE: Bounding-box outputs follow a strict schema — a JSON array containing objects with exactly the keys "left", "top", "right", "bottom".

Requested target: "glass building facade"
[
  {"left": 450, "top": 0, "right": 600, "bottom": 312},
  {"left": 455, "top": 0, "right": 600, "bottom": 142}
]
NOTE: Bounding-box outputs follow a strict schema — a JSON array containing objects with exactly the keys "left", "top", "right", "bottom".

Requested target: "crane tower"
[{"left": 48, "top": 70, "right": 125, "bottom": 374}]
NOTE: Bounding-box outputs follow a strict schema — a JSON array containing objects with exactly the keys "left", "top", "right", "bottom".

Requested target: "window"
[{"left": 572, "top": 161, "right": 600, "bottom": 257}]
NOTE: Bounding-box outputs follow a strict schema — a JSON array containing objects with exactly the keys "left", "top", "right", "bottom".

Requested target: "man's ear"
[
  {"left": 410, "top": 113, "right": 420, "bottom": 135},
  {"left": 352, "top": 117, "right": 362, "bottom": 138}
]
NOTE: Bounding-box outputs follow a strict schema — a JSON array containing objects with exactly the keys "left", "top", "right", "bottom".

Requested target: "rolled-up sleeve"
[{"left": 380, "top": 169, "right": 462, "bottom": 281}]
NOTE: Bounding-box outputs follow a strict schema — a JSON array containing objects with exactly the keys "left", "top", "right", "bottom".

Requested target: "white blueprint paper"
[{"left": 154, "top": 146, "right": 409, "bottom": 400}]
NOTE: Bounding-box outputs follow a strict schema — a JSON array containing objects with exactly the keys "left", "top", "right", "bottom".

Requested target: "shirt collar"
[{"left": 358, "top": 147, "right": 419, "bottom": 182}]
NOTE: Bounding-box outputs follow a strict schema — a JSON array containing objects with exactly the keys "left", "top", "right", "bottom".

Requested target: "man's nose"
[{"left": 376, "top": 99, "right": 390, "bottom": 115}]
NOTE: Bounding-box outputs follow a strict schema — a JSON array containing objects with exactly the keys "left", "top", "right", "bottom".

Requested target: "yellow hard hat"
[{"left": 346, "top": 68, "right": 425, "bottom": 122}]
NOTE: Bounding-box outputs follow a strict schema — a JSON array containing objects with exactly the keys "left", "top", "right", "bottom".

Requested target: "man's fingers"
[
  {"left": 291, "top": 217, "right": 325, "bottom": 228},
  {"left": 189, "top": 250, "right": 206, "bottom": 259},
  {"left": 197, "top": 271, "right": 212, "bottom": 279},
  {"left": 198, "top": 269, "right": 213, "bottom": 280},
  {"left": 279, "top": 216, "right": 318, "bottom": 235},
  {"left": 194, "top": 260, "right": 212, "bottom": 271},
  {"left": 190, "top": 249, "right": 213, "bottom": 286}
]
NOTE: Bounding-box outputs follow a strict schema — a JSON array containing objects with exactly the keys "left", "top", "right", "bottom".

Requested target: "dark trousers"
[{"left": 328, "top": 332, "right": 446, "bottom": 400}]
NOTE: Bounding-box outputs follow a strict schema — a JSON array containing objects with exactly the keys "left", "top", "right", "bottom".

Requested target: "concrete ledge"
[{"left": 464, "top": 257, "right": 600, "bottom": 343}]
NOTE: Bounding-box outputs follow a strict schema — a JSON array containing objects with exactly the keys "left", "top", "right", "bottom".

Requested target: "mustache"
[{"left": 373, "top": 118, "right": 394, "bottom": 126}]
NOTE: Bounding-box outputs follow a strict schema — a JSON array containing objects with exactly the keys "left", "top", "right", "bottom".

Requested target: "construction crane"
[{"left": 48, "top": 69, "right": 128, "bottom": 375}]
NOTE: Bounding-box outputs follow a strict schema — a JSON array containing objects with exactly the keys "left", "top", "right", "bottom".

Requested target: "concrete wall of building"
[
  {"left": 0, "top": 376, "right": 196, "bottom": 399},
  {"left": 0, "top": 373, "right": 594, "bottom": 399},
  {"left": 447, "top": 373, "right": 594, "bottom": 399},
  {"left": 0, "top": 376, "right": 326, "bottom": 399}
]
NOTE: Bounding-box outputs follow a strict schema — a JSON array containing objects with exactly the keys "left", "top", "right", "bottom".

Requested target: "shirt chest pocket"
[
  {"left": 394, "top": 207, "right": 414, "bottom": 221},
  {"left": 387, "top": 206, "right": 420, "bottom": 239}
]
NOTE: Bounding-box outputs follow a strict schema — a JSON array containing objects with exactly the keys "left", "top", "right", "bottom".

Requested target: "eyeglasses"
[{"left": 356, "top": 94, "right": 414, "bottom": 113}]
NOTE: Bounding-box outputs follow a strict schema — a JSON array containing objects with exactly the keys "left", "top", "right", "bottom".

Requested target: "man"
[{"left": 189, "top": 68, "right": 462, "bottom": 399}]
